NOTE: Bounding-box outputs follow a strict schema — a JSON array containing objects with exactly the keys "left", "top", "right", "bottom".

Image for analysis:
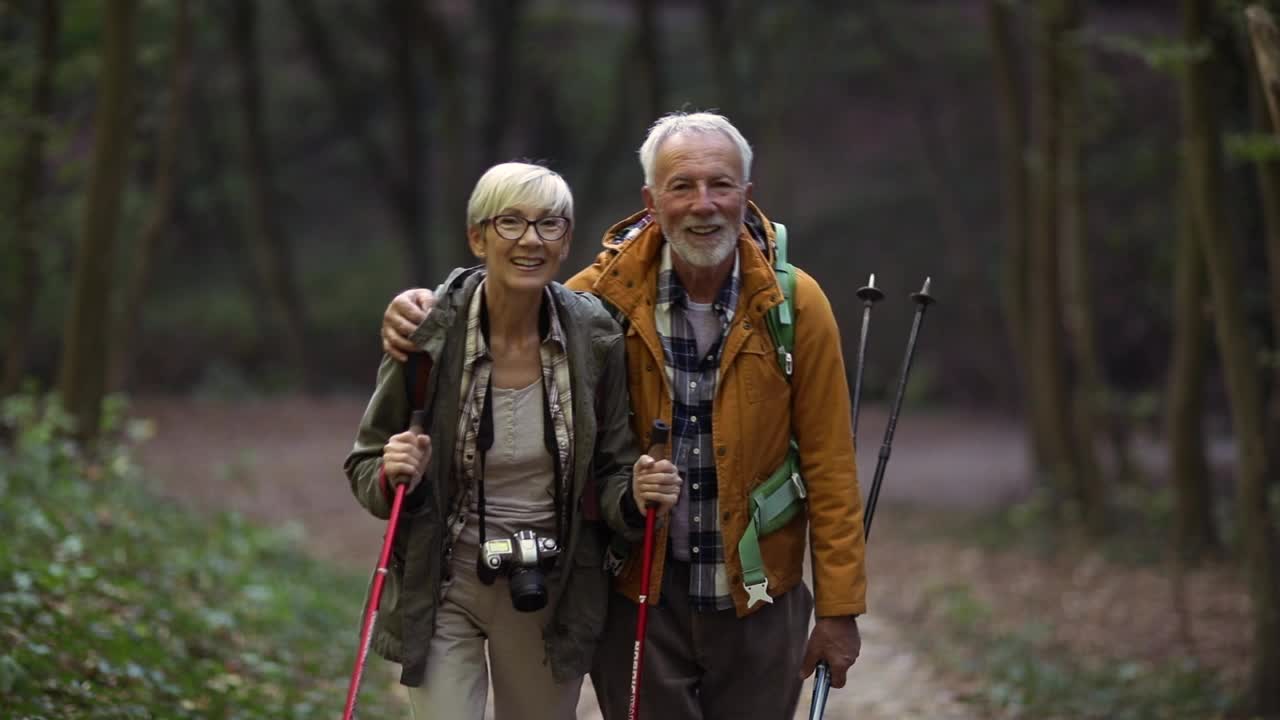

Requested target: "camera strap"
[
  {"left": 543, "top": 379, "right": 566, "bottom": 544},
  {"left": 476, "top": 376, "right": 495, "bottom": 545},
  {"left": 473, "top": 373, "right": 566, "bottom": 548}
]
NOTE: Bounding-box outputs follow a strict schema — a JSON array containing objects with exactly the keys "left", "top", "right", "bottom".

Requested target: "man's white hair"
[
  {"left": 637, "top": 112, "right": 753, "bottom": 187},
  {"left": 466, "top": 162, "right": 574, "bottom": 227}
]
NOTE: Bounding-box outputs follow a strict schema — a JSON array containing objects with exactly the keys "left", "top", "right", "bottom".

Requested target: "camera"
[{"left": 476, "top": 529, "right": 561, "bottom": 612}]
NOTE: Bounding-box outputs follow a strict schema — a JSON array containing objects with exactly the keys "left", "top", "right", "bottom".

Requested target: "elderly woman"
[{"left": 344, "top": 162, "right": 639, "bottom": 719}]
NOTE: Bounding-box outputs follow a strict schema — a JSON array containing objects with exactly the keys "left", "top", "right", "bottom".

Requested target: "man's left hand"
[{"left": 799, "top": 615, "right": 861, "bottom": 688}]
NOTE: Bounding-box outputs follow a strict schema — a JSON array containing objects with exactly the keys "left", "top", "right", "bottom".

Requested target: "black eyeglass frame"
[{"left": 485, "top": 214, "right": 572, "bottom": 242}]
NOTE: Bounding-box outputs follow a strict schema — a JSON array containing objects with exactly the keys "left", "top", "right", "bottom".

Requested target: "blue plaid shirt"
[{"left": 655, "top": 243, "right": 741, "bottom": 612}]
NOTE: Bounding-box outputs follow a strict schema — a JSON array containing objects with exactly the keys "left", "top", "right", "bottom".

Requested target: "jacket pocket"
[
  {"left": 739, "top": 333, "right": 789, "bottom": 405},
  {"left": 365, "top": 555, "right": 405, "bottom": 663},
  {"left": 547, "top": 528, "right": 609, "bottom": 681}
]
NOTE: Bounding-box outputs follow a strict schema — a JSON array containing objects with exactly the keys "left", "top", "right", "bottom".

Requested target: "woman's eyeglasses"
[{"left": 487, "top": 215, "right": 570, "bottom": 242}]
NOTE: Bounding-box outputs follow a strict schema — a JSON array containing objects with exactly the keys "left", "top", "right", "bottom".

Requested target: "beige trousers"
[{"left": 408, "top": 557, "right": 582, "bottom": 720}]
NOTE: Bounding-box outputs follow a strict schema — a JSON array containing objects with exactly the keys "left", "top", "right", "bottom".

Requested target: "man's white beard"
[{"left": 663, "top": 217, "right": 738, "bottom": 268}]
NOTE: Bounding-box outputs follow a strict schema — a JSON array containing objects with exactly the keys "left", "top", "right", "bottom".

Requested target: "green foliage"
[
  {"left": 1223, "top": 131, "right": 1280, "bottom": 166},
  {"left": 1086, "top": 33, "right": 1211, "bottom": 75},
  {"left": 928, "top": 584, "right": 1233, "bottom": 719},
  {"left": 963, "top": 487, "right": 1171, "bottom": 566},
  {"left": 0, "top": 393, "right": 402, "bottom": 719}
]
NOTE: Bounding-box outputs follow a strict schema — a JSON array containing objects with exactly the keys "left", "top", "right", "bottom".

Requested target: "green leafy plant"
[
  {"left": 0, "top": 392, "right": 402, "bottom": 718},
  {"left": 929, "top": 583, "right": 1232, "bottom": 719}
]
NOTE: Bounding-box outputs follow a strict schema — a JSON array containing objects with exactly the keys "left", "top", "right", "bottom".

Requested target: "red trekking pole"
[
  {"left": 628, "top": 419, "right": 670, "bottom": 720},
  {"left": 342, "top": 409, "right": 428, "bottom": 720}
]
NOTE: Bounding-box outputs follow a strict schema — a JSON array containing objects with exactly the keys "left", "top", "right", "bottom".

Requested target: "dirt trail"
[{"left": 134, "top": 395, "right": 1028, "bottom": 719}]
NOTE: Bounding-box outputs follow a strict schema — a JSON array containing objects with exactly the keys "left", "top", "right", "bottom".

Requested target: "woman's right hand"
[
  {"left": 381, "top": 289, "right": 435, "bottom": 361},
  {"left": 383, "top": 431, "right": 432, "bottom": 492},
  {"left": 632, "top": 455, "right": 682, "bottom": 517}
]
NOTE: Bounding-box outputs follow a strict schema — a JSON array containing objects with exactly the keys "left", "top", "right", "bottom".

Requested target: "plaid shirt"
[
  {"left": 447, "top": 280, "right": 575, "bottom": 555},
  {"left": 655, "top": 243, "right": 741, "bottom": 612}
]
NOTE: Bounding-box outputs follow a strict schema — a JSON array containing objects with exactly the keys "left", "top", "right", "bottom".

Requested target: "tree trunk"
[
  {"left": 1027, "top": 0, "right": 1080, "bottom": 518},
  {"left": 386, "top": 0, "right": 427, "bottom": 284},
  {"left": 1167, "top": 169, "right": 1219, "bottom": 560},
  {"left": 286, "top": 0, "right": 390, "bottom": 185},
  {"left": 2, "top": 0, "right": 60, "bottom": 397},
  {"left": 524, "top": 67, "right": 571, "bottom": 170},
  {"left": 190, "top": 84, "right": 267, "bottom": 320},
  {"left": 289, "top": 0, "right": 441, "bottom": 285},
  {"left": 228, "top": 0, "right": 314, "bottom": 389},
  {"left": 1187, "top": 2, "right": 1280, "bottom": 713},
  {"left": 58, "top": 0, "right": 136, "bottom": 442},
  {"left": 701, "top": 0, "right": 741, "bottom": 121},
  {"left": 577, "top": 0, "right": 665, "bottom": 234},
  {"left": 478, "top": 0, "right": 524, "bottom": 165},
  {"left": 857, "top": 1, "right": 969, "bottom": 268},
  {"left": 987, "top": 0, "right": 1030, "bottom": 377},
  {"left": 985, "top": 0, "right": 1049, "bottom": 472},
  {"left": 634, "top": 0, "right": 664, "bottom": 123},
  {"left": 1244, "top": 4, "right": 1280, "bottom": 459},
  {"left": 419, "top": 1, "right": 469, "bottom": 275},
  {"left": 111, "top": 0, "right": 192, "bottom": 391},
  {"left": 287, "top": 0, "right": 431, "bottom": 285},
  {"left": 1057, "top": 0, "right": 1107, "bottom": 529}
]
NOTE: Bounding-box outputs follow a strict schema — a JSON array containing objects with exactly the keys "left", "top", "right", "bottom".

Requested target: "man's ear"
[
  {"left": 642, "top": 185, "right": 656, "bottom": 213},
  {"left": 467, "top": 224, "right": 486, "bottom": 258},
  {"left": 745, "top": 181, "right": 753, "bottom": 203}
]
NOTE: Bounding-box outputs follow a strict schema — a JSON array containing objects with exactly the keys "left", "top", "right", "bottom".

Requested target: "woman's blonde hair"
[{"left": 466, "top": 162, "right": 574, "bottom": 227}]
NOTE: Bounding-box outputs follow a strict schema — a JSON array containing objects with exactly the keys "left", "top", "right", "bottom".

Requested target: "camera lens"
[{"left": 508, "top": 568, "right": 547, "bottom": 612}]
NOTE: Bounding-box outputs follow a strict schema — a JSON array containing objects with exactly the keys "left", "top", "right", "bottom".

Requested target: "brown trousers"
[{"left": 590, "top": 558, "right": 813, "bottom": 720}]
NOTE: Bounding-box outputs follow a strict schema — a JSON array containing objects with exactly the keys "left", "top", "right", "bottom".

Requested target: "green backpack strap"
[
  {"left": 764, "top": 223, "right": 796, "bottom": 378},
  {"left": 738, "top": 222, "right": 807, "bottom": 609}
]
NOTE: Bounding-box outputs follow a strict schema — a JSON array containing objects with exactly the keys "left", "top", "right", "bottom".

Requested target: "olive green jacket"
[{"left": 343, "top": 266, "right": 638, "bottom": 686}]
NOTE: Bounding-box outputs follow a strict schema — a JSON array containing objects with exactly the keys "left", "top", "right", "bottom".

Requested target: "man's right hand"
[
  {"left": 383, "top": 430, "right": 431, "bottom": 493},
  {"left": 382, "top": 289, "right": 435, "bottom": 361},
  {"left": 632, "top": 455, "right": 682, "bottom": 517}
]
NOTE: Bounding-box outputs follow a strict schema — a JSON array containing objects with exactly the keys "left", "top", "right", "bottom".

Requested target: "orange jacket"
[{"left": 567, "top": 203, "right": 868, "bottom": 617}]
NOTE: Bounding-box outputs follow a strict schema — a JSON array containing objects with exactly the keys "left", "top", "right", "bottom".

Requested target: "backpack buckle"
[
  {"left": 743, "top": 577, "right": 774, "bottom": 609},
  {"left": 779, "top": 348, "right": 793, "bottom": 377},
  {"left": 791, "top": 472, "right": 806, "bottom": 499}
]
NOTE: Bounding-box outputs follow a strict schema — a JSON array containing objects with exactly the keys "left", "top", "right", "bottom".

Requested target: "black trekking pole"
[
  {"left": 808, "top": 273, "right": 885, "bottom": 706},
  {"left": 851, "top": 273, "right": 885, "bottom": 438},
  {"left": 808, "top": 277, "right": 935, "bottom": 720}
]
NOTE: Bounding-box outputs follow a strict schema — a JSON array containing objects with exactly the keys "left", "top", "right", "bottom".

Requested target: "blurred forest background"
[{"left": 4, "top": 0, "right": 1280, "bottom": 717}]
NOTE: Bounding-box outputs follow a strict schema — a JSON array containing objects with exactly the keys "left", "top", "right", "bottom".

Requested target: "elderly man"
[{"left": 379, "top": 112, "right": 867, "bottom": 719}]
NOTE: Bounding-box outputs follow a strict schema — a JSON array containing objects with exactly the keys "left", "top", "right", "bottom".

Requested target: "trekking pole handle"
[
  {"left": 852, "top": 273, "right": 885, "bottom": 438},
  {"left": 400, "top": 410, "right": 429, "bottom": 476},
  {"left": 408, "top": 409, "right": 427, "bottom": 437},
  {"left": 647, "top": 420, "right": 670, "bottom": 462}
]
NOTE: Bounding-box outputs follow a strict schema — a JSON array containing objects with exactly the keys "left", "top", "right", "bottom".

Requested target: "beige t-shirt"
[{"left": 452, "top": 380, "right": 557, "bottom": 568}]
